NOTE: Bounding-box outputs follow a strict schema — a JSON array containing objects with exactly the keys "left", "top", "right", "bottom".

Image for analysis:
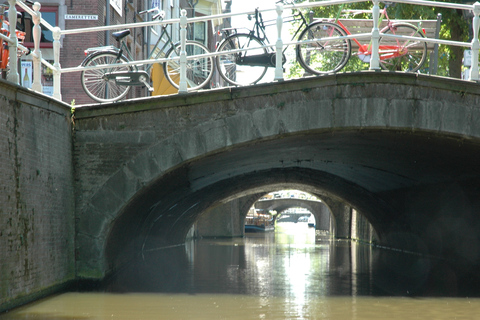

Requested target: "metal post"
[
  {"left": 274, "top": 3, "right": 284, "bottom": 81},
  {"left": 7, "top": 0, "right": 18, "bottom": 84},
  {"left": 31, "top": 2, "right": 42, "bottom": 92},
  {"left": 179, "top": 9, "right": 187, "bottom": 94},
  {"left": 429, "top": 13, "right": 441, "bottom": 75},
  {"left": 469, "top": 2, "right": 480, "bottom": 81},
  {"left": 369, "top": 0, "right": 380, "bottom": 70},
  {"left": 53, "top": 27, "right": 61, "bottom": 100}
]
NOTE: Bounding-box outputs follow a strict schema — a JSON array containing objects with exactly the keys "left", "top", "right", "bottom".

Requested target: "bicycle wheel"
[
  {"left": 164, "top": 41, "right": 214, "bottom": 91},
  {"left": 81, "top": 51, "right": 132, "bottom": 103},
  {"left": 296, "top": 21, "right": 351, "bottom": 75},
  {"left": 216, "top": 33, "right": 268, "bottom": 86},
  {"left": 379, "top": 23, "right": 427, "bottom": 72}
]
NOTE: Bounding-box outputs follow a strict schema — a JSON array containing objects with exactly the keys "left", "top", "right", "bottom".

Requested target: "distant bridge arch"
[{"left": 255, "top": 198, "right": 331, "bottom": 230}]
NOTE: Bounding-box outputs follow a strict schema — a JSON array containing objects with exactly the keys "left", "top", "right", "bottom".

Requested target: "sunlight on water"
[{"left": 2, "top": 222, "right": 480, "bottom": 319}]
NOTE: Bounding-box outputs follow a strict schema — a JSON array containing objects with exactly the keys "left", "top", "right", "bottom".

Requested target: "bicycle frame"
[
  {"left": 332, "top": 6, "right": 424, "bottom": 62},
  {"left": 81, "top": 7, "right": 214, "bottom": 102},
  {"left": 110, "top": 23, "right": 177, "bottom": 74},
  {"left": 216, "top": 0, "right": 428, "bottom": 86},
  {"left": 222, "top": 8, "right": 310, "bottom": 68},
  {"left": 255, "top": 8, "right": 309, "bottom": 55},
  {"left": 82, "top": 20, "right": 179, "bottom": 90}
]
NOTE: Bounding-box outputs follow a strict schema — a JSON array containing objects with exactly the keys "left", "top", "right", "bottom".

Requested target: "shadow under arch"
[{"left": 105, "top": 166, "right": 387, "bottom": 275}]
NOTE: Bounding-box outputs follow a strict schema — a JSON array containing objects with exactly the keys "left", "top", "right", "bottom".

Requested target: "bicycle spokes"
[
  {"left": 164, "top": 42, "right": 213, "bottom": 89},
  {"left": 216, "top": 33, "right": 268, "bottom": 86},
  {"left": 81, "top": 52, "right": 132, "bottom": 102},
  {"left": 296, "top": 21, "right": 351, "bottom": 74},
  {"left": 378, "top": 24, "right": 427, "bottom": 72}
]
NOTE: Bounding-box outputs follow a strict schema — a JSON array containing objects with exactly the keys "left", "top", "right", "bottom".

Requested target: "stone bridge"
[
  {"left": 71, "top": 71, "right": 480, "bottom": 281},
  {"left": 254, "top": 199, "right": 331, "bottom": 229}
]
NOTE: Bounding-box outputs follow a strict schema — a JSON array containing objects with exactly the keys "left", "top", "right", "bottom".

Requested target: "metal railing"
[{"left": 5, "top": 0, "right": 480, "bottom": 102}]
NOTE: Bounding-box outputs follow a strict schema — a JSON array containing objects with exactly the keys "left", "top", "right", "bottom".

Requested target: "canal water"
[{"left": 2, "top": 222, "right": 480, "bottom": 319}]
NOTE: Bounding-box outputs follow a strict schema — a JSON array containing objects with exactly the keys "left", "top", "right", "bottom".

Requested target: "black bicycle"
[
  {"left": 216, "top": 0, "right": 350, "bottom": 86},
  {"left": 81, "top": 8, "right": 214, "bottom": 102},
  {"left": 216, "top": 0, "right": 427, "bottom": 87}
]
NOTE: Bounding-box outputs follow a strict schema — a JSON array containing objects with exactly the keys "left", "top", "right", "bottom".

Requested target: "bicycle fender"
[
  {"left": 381, "top": 22, "right": 418, "bottom": 33},
  {"left": 171, "top": 40, "right": 208, "bottom": 48},
  {"left": 84, "top": 45, "right": 118, "bottom": 55},
  {"left": 217, "top": 33, "right": 252, "bottom": 48},
  {"left": 81, "top": 50, "right": 121, "bottom": 67}
]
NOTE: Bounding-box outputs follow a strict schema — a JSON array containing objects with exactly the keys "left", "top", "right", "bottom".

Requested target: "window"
[
  {"left": 194, "top": 21, "right": 205, "bottom": 43},
  {"left": 18, "top": 6, "right": 58, "bottom": 48},
  {"left": 188, "top": 21, "right": 205, "bottom": 44}
]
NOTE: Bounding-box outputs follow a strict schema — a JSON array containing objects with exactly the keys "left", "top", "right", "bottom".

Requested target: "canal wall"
[
  {"left": 0, "top": 80, "right": 75, "bottom": 312},
  {"left": 194, "top": 199, "right": 246, "bottom": 238},
  {"left": 193, "top": 194, "right": 264, "bottom": 238}
]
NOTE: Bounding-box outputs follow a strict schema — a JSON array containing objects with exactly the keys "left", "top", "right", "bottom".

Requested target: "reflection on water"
[
  {"left": 2, "top": 293, "right": 480, "bottom": 320},
  {"left": 2, "top": 223, "right": 480, "bottom": 319}
]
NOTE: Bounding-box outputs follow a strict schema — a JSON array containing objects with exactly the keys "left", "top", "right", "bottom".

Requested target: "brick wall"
[{"left": 0, "top": 80, "right": 75, "bottom": 312}]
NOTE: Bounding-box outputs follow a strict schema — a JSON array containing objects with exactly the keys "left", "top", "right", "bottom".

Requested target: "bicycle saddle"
[{"left": 112, "top": 29, "right": 130, "bottom": 41}]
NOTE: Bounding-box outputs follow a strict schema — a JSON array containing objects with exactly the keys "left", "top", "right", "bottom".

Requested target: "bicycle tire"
[
  {"left": 379, "top": 23, "right": 427, "bottom": 72},
  {"left": 81, "top": 51, "right": 132, "bottom": 103},
  {"left": 296, "top": 21, "right": 351, "bottom": 75},
  {"left": 164, "top": 41, "right": 214, "bottom": 91},
  {"left": 216, "top": 33, "right": 268, "bottom": 86}
]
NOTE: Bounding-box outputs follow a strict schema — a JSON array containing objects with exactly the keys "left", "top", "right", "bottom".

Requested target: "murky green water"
[{"left": 2, "top": 223, "right": 480, "bottom": 319}]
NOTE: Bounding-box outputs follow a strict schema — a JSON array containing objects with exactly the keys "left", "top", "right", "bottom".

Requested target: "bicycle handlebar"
[
  {"left": 139, "top": 7, "right": 165, "bottom": 20},
  {"left": 276, "top": 0, "right": 295, "bottom": 5}
]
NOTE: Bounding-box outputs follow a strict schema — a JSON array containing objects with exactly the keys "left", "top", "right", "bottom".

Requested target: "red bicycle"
[{"left": 297, "top": 2, "right": 428, "bottom": 73}]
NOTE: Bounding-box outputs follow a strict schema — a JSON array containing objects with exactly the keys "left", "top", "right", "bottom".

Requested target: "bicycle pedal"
[
  {"left": 138, "top": 74, "right": 154, "bottom": 92},
  {"left": 142, "top": 82, "right": 154, "bottom": 92}
]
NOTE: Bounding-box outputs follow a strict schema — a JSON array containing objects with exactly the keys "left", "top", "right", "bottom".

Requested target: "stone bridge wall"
[
  {"left": 72, "top": 72, "right": 480, "bottom": 280},
  {"left": 0, "top": 81, "right": 75, "bottom": 312}
]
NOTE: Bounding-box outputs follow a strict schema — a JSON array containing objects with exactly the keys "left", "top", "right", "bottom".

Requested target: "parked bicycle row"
[
  {"left": 79, "top": 0, "right": 430, "bottom": 102},
  {"left": 0, "top": 0, "right": 432, "bottom": 103}
]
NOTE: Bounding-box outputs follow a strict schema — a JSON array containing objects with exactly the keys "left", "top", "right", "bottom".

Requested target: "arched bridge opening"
[
  {"left": 252, "top": 197, "right": 334, "bottom": 232},
  {"left": 103, "top": 130, "right": 480, "bottom": 281},
  {"left": 72, "top": 73, "right": 480, "bottom": 284}
]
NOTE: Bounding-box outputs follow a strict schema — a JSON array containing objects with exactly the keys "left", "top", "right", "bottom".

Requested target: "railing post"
[
  {"left": 7, "top": 0, "right": 18, "bottom": 84},
  {"left": 178, "top": 9, "right": 187, "bottom": 94},
  {"left": 428, "top": 13, "right": 442, "bottom": 75},
  {"left": 469, "top": 2, "right": 480, "bottom": 81},
  {"left": 31, "top": 2, "right": 43, "bottom": 92},
  {"left": 52, "top": 26, "right": 62, "bottom": 100},
  {"left": 274, "top": 3, "right": 284, "bottom": 81},
  {"left": 369, "top": 0, "right": 381, "bottom": 70}
]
